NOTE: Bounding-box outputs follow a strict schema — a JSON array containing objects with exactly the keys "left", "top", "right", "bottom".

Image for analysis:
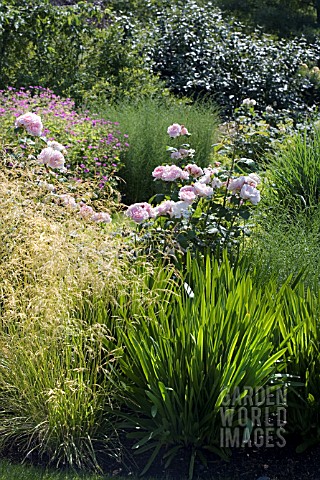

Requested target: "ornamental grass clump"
[
  {"left": 243, "top": 205, "right": 320, "bottom": 291},
  {"left": 272, "top": 281, "right": 320, "bottom": 452},
  {"left": 0, "top": 147, "right": 133, "bottom": 470},
  {"left": 264, "top": 129, "right": 320, "bottom": 213},
  {"left": 0, "top": 318, "right": 120, "bottom": 471},
  {"left": 98, "top": 97, "right": 219, "bottom": 203},
  {"left": 0, "top": 161, "right": 123, "bottom": 325}
]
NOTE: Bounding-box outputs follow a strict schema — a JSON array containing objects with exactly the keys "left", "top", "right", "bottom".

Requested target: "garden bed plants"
[
  {"left": 2, "top": 4, "right": 320, "bottom": 477},
  {"left": 1, "top": 85, "right": 320, "bottom": 480}
]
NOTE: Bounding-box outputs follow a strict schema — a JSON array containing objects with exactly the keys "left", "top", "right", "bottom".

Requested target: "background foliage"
[
  {"left": 2, "top": 0, "right": 320, "bottom": 120},
  {"left": 0, "top": 0, "right": 165, "bottom": 105},
  {"left": 144, "top": 0, "right": 320, "bottom": 117}
]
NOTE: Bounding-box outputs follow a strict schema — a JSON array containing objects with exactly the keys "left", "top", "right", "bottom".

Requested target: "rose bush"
[
  {"left": 214, "top": 98, "right": 316, "bottom": 169},
  {"left": 126, "top": 123, "right": 261, "bottom": 259}
]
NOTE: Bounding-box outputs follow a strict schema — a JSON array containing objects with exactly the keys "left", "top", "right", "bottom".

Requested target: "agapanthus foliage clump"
[
  {"left": 126, "top": 123, "right": 261, "bottom": 258},
  {"left": 0, "top": 86, "right": 129, "bottom": 197}
]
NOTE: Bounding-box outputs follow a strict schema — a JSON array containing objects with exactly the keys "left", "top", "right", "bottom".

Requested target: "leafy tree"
[{"left": 0, "top": 0, "right": 164, "bottom": 104}]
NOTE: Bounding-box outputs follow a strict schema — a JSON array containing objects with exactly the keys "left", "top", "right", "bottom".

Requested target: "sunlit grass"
[
  {"left": 92, "top": 97, "right": 220, "bottom": 204},
  {"left": 244, "top": 204, "right": 320, "bottom": 290},
  {"left": 0, "top": 159, "right": 130, "bottom": 470}
]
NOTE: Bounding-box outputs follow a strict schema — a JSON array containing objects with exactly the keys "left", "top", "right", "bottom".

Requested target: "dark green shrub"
[
  {"left": 143, "top": 0, "right": 320, "bottom": 116},
  {"left": 0, "top": 1, "right": 164, "bottom": 105},
  {"left": 0, "top": 0, "right": 97, "bottom": 100},
  {"left": 216, "top": 0, "right": 317, "bottom": 37}
]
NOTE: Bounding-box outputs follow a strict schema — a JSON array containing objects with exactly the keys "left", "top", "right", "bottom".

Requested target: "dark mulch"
[
  {"left": 3, "top": 435, "right": 320, "bottom": 480},
  {"left": 109, "top": 437, "right": 320, "bottom": 480}
]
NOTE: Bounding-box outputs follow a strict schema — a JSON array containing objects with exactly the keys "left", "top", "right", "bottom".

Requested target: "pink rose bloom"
[
  {"left": 179, "top": 169, "right": 190, "bottom": 181},
  {"left": 180, "top": 125, "right": 189, "bottom": 136},
  {"left": 152, "top": 165, "right": 166, "bottom": 180},
  {"left": 180, "top": 148, "right": 194, "bottom": 158},
  {"left": 59, "top": 194, "right": 78, "bottom": 210},
  {"left": 38, "top": 147, "right": 65, "bottom": 169},
  {"left": 47, "top": 151, "right": 65, "bottom": 169},
  {"left": 154, "top": 200, "right": 176, "bottom": 217},
  {"left": 171, "top": 201, "right": 191, "bottom": 219},
  {"left": 211, "top": 178, "right": 222, "bottom": 189},
  {"left": 179, "top": 185, "right": 197, "bottom": 203},
  {"left": 126, "top": 202, "right": 155, "bottom": 223},
  {"left": 240, "top": 184, "right": 261, "bottom": 205},
  {"left": 199, "top": 167, "right": 215, "bottom": 184},
  {"left": 167, "top": 123, "right": 182, "bottom": 138},
  {"left": 194, "top": 182, "right": 214, "bottom": 197},
  {"left": 161, "top": 165, "right": 189, "bottom": 182},
  {"left": 184, "top": 164, "right": 204, "bottom": 178},
  {"left": 38, "top": 147, "right": 54, "bottom": 165},
  {"left": 15, "top": 112, "right": 43, "bottom": 136},
  {"left": 171, "top": 149, "right": 193, "bottom": 160},
  {"left": 227, "top": 176, "right": 247, "bottom": 191},
  {"left": 247, "top": 173, "right": 261, "bottom": 185},
  {"left": 79, "top": 204, "right": 94, "bottom": 219},
  {"left": 91, "top": 212, "right": 112, "bottom": 223}
]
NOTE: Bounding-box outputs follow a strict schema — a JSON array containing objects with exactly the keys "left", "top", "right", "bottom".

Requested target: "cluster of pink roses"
[
  {"left": 78, "top": 202, "right": 111, "bottom": 223},
  {"left": 15, "top": 112, "right": 112, "bottom": 224},
  {"left": 15, "top": 112, "right": 66, "bottom": 171},
  {"left": 152, "top": 164, "right": 189, "bottom": 182},
  {"left": 170, "top": 147, "right": 195, "bottom": 160},
  {"left": 38, "top": 142, "right": 66, "bottom": 170},
  {"left": 127, "top": 164, "right": 222, "bottom": 223},
  {"left": 125, "top": 122, "right": 261, "bottom": 224},
  {"left": 167, "top": 123, "right": 189, "bottom": 138},
  {"left": 126, "top": 200, "right": 192, "bottom": 224},
  {"left": 227, "top": 174, "right": 261, "bottom": 206}
]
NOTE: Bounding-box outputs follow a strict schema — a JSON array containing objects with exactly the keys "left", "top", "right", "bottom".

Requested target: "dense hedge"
[{"left": 144, "top": 0, "right": 320, "bottom": 116}]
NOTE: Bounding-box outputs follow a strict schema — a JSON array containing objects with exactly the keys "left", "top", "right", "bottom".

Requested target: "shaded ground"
[
  {"left": 120, "top": 438, "right": 320, "bottom": 480},
  {"left": 4, "top": 436, "right": 320, "bottom": 480}
]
